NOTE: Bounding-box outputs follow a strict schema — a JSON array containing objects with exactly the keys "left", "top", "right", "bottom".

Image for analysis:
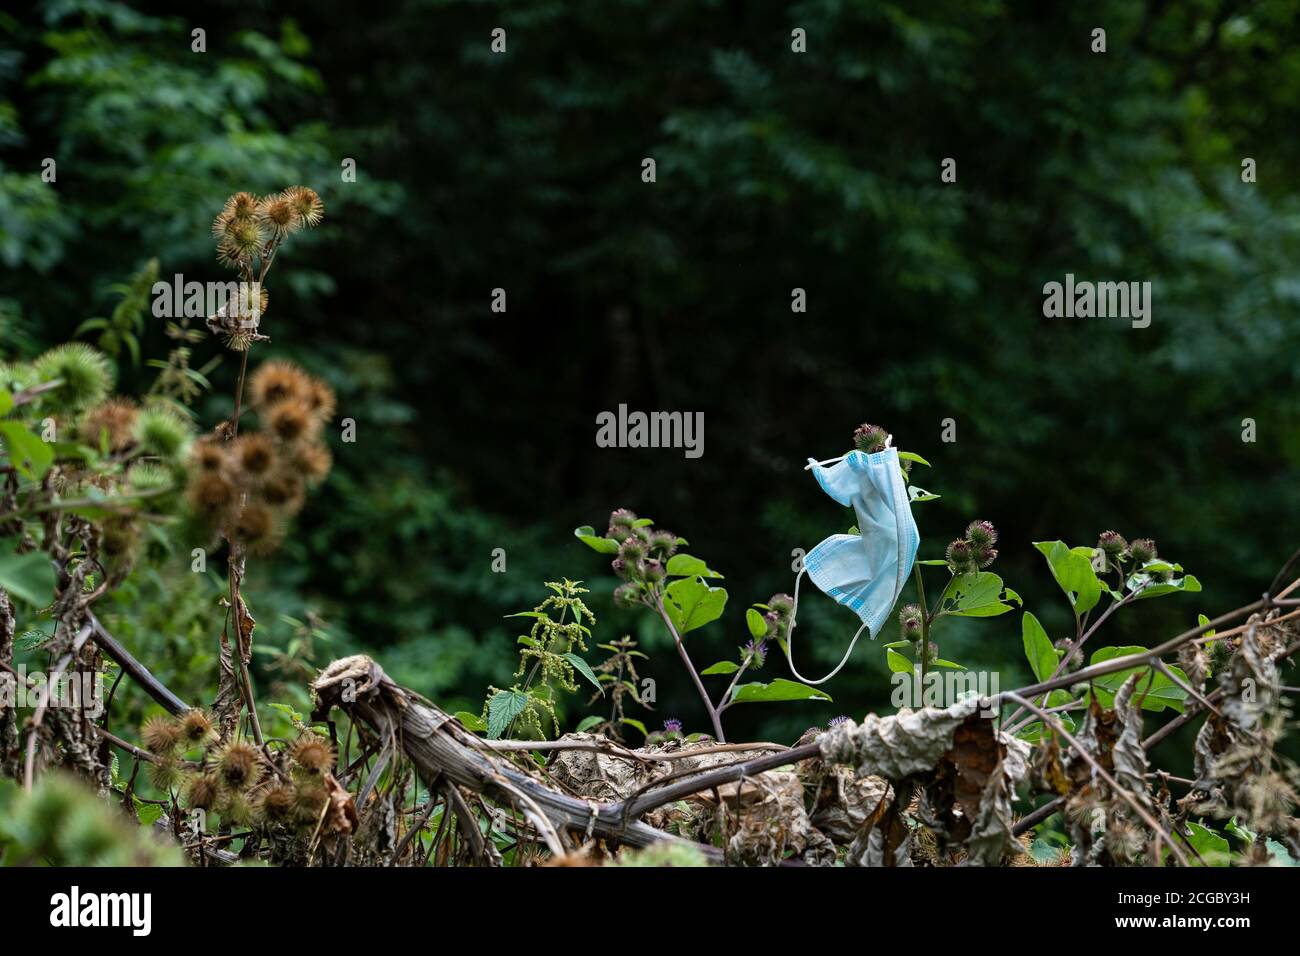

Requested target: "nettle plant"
[{"left": 472, "top": 581, "right": 655, "bottom": 743}]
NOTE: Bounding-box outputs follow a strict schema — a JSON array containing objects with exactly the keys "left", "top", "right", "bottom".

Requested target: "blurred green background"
[{"left": 1, "top": 0, "right": 1297, "bottom": 764}]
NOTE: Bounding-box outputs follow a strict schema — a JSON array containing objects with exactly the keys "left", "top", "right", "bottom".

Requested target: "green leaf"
[
  {"left": 745, "top": 607, "right": 767, "bottom": 639},
  {"left": 941, "top": 572, "right": 1013, "bottom": 617},
  {"left": 908, "top": 487, "right": 940, "bottom": 503},
  {"left": 1021, "top": 612, "right": 1057, "bottom": 683},
  {"left": 1089, "top": 646, "right": 1188, "bottom": 713},
  {"left": 897, "top": 451, "right": 931, "bottom": 467},
  {"left": 1034, "top": 541, "right": 1102, "bottom": 615},
  {"left": 0, "top": 389, "right": 12, "bottom": 418},
  {"left": 663, "top": 576, "right": 728, "bottom": 634},
  {"left": 1017, "top": 690, "right": 1077, "bottom": 743},
  {"left": 619, "top": 718, "right": 648, "bottom": 738},
  {"left": 886, "top": 648, "right": 915, "bottom": 674},
  {"left": 0, "top": 542, "right": 56, "bottom": 607},
  {"left": 665, "top": 553, "right": 723, "bottom": 578},
  {"left": 0, "top": 421, "right": 54, "bottom": 481},
  {"left": 1127, "top": 567, "right": 1202, "bottom": 601},
  {"left": 730, "top": 678, "right": 831, "bottom": 704},
  {"left": 564, "top": 653, "right": 604, "bottom": 695},
  {"left": 1184, "top": 822, "right": 1231, "bottom": 867},
  {"left": 455, "top": 711, "right": 488, "bottom": 733},
  {"left": 932, "top": 659, "right": 965, "bottom": 669},
  {"left": 574, "top": 715, "right": 604, "bottom": 733},
  {"left": 573, "top": 526, "right": 619, "bottom": 554},
  {"left": 700, "top": 660, "right": 740, "bottom": 675},
  {"left": 486, "top": 689, "right": 532, "bottom": 739}
]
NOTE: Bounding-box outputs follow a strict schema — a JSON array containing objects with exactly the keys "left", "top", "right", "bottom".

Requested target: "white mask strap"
[{"left": 783, "top": 566, "right": 872, "bottom": 686}]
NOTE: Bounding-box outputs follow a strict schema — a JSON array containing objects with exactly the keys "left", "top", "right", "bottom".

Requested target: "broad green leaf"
[
  {"left": 0, "top": 543, "right": 56, "bottom": 607},
  {"left": 1089, "top": 646, "right": 1188, "bottom": 713},
  {"left": 897, "top": 451, "right": 931, "bottom": 467},
  {"left": 1127, "top": 568, "right": 1202, "bottom": 601},
  {"left": 0, "top": 421, "right": 54, "bottom": 481},
  {"left": 619, "top": 718, "right": 648, "bottom": 738},
  {"left": 700, "top": 660, "right": 739, "bottom": 675},
  {"left": 941, "top": 571, "right": 1013, "bottom": 617},
  {"left": 665, "top": 553, "right": 723, "bottom": 578},
  {"left": 564, "top": 653, "right": 604, "bottom": 696},
  {"left": 730, "top": 678, "right": 831, "bottom": 704},
  {"left": 455, "top": 711, "right": 488, "bottom": 733},
  {"left": 886, "top": 648, "right": 915, "bottom": 674},
  {"left": 574, "top": 715, "right": 604, "bottom": 733},
  {"left": 663, "top": 576, "right": 728, "bottom": 634},
  {"left": 1021, "top": 612, "right": 1057, "bottom": 683},
  {"left": 908, "top": 487, "right": 940, "bottom": 503},
  {"left": 0, "top": 389, "right": 12, "bottom": 417},
  {"left": 932, "top": 659, "right": 965, "bottom": 669},
  {"left": 1184, "top": 822, "right": 1231, "bottom": 867},
  {"left": 1034, "top": 541, "right": 1102, "bottom": 615},
  {"left": 486, "top": 689, "right": 532, "bottom": 739},
  {"left": 631, "top": 518, "right": 654, "bottom": 528},
  {"left": 573, "top": 526, "right": 619, "bottom": 554}
]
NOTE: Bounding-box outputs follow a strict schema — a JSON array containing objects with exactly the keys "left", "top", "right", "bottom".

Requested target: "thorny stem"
[
  {"left": 914, "top": 562, "right": 930, "bottom": 693},
  {"left": 652, "top": 592, "right": 726, "bottom": 742}
]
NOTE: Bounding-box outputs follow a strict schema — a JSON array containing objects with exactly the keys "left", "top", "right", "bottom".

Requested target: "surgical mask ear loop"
[{"left": 783, "top": 566, "right": 872, "bottom": 686}]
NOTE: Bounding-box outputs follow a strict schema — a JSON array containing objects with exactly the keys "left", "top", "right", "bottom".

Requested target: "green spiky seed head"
[
  {"left": 135, "top": 405, "right": 193, "bottom": 463},
  {"left": 33, "top": 344, "right": 115, "bottom": 413},
  {"left": 612, "top": 582, "right": 641, "bottom": 608},
  {"left": 966, "top": 520, "right": 997, "bottom": 547},
  {"left": 648, "top": 530, "right": 679, "bottom": 558},
  {"left": 1129, "top": 538, "right": 1158, "bottom": 564},
  {"left": 127, "top": 462, "right": 173, "bottom": 493}
]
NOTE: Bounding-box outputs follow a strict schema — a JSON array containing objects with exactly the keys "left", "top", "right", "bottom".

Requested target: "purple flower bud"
[
  {"left": 828, "top": 715, "right": 851, "bottom": 727},
  {"left": 853, "top": 423, "right": 889, "bottom": 454},
  {"left": 1098, "top": 530, "right": 1127, "bottom": 556},
  {"left": 663, "top": 718, "right": 683, "bottom": 734},
  {"left": 607, "top": 508, "right": 638, "bottom": 538},
  {"left": 898, "top": 603, "right": 924, "bottom": 639},
  {"left": 966, "top": 520, "right": 997, "bottom": 547},
  {"left": 767, "top": 593, "right": 795, "bottom": 619},
  {"left": 1129, "top": 538, "right": 1158, "bottom": 563}
]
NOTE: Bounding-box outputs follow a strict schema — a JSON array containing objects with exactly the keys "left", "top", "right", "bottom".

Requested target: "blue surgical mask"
[{"left": 784, "top": 445, "right": 920, "bottom": 684}]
